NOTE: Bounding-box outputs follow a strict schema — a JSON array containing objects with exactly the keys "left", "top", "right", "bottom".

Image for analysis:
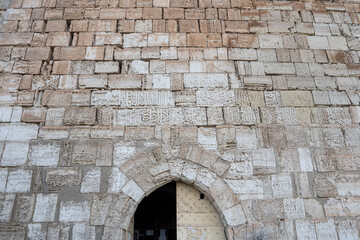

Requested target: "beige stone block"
[{"left": 281, "top": 91, "right": 314, "bottom": 107}]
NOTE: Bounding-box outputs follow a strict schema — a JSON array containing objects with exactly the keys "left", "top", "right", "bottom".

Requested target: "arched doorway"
[{"left": 134, "top": 181, "right": 226, "bottom": 240}]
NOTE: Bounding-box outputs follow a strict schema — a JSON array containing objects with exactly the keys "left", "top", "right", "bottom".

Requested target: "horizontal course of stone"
[{"left": 1, "top": 0, "right": 360, "bottom": 239}]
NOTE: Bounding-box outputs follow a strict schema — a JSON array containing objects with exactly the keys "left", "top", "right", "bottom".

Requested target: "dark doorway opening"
[{"left": 134, "top": 181, "right": 176, "bottom": 240}]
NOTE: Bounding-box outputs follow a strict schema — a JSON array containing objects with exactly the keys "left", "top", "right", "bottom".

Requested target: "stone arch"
[{"left": 102, "top": 143, "right": 247, "bottom": 240}]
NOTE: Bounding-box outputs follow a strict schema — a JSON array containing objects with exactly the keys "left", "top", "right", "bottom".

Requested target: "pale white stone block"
[
  {"left": 198, "top": 128, "right": 217, "bottom": 150},
  {"left": 222, "top": 204, "right": 246, "bottom": 226},
  {"left": 228, "top": 48, "right": 257, "bottom": 60},
  {"left": 284, "top": 198, "right": 305, "bottom": 219},
  {"left": 6, "top": 169, "right": 32, "bottom": 193},
  {"left": 304, "top": 199, "right": 325, "bottom": 219},
  {"left": 129, "top": 60, "right": 149, "bottom": 74},
  {"left": 11, "top": 107, "right": 22, "bottom": 122},
  {"left": 190, "top": 61, "right": 207, "bottom": 72},
  {"left": 236, "top": 126, "right": 258, "bottom": 149},
  {"left": 135, "top": 20, "right": 152, "bottom": 33},
  {"left": 259, "top": 35, "right": 283, "bottom": 48},
  {"left": 0, "top": 107, "right": 12, "bottom": 122},
  {"left": 272, "top": 173, "right": 293, "bottom": 198},
  {"left": 94, "top": 62, "right": 119, "bottom": 74},
  {"left": 148, "top": 33, "right": 169, "bottom": 47},
  {"left": 79, "top": 75, "right": 107, "bottom": 88},
  {"left": 27, "top": 223, "right": 46, "bottom": 240},
  {"left": 296, "top": 220, "right": 316, "bottom": 240},
  {"left": 0, "top": 194, "right": 15, "bottom": 222},
  {"left": 113, "top": 142, "right": 136, "bottom": 166},
  {"left": 298, "top": 148, "right": 314, "bottom": 172},
  {"left": 0, "top": 168, "right": 8, "bottom": 192},
  {"left": 0, "top": 141, "right": 29, "bottom": 166},
  {"left": 59, "top": 201, "right": 90, "bottom": 222},
  {"left": 59, "top": 75, "right": 77, "bottom": 89},
  {"left": 328, "top": 36, "right": 348, "bottom": 50},
  {"left": 108, "top": 167, "right": 128, "bottom": 193},
  {"left": 337, "top": 220, "right": 359, "bottom": 240},
  {"left": 160, "top": 47, "right": 177, "bottom": 60},
  {"left": 0, "top": 124, "right": 38, "bottom": 141},
  {"left": 184, "top": 73, "right": 228, "bottom": 88},
  {"left": 72, "top": 223, "right": 95, "bottom": 240},
  {"left": 33, "top": 194, "right": 58, "bottom": 222},
  {"left": 81, "top": 168, "right": 101, "bottom": 193},
  {"left": 29, "top": 141, "right": 60, "bottom": 167},
  {"left": 152, "top": 74, "right": 170, "bottom": 89},
  {"left": 307, "top": 36, "right": 330, "bottom": 49},
  {"left": 316, "top": 219, "right": 338, "bottom": 240},
  {"left": 226, "top": 179, "right": 264, "bottom": 199},
  {"left": 123, "top": 33, "right": 147, "bottom": 48},
  {"left": 122, "top": 180, "right": 144, "bottom": 202}
]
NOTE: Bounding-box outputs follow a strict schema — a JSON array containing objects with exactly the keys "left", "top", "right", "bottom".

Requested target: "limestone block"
[
  {"left": 29, "top": 140, "right": 60, "bottom": 167},
  {"left": 296, "top": 220, "right": 316, "bottom": 240},
  {"left": 184, "top": 73, "right": 228, "bottom": 88},
  {"left": 33, "top": 194, "right": 58, "bottom": 222},
  {"left": 236, "top": 126, "right": 258, "bottom": 150},
  {"left": 0, "top": 168, "right": 8, "bottom": 192},
  {"left": 222, "top": 204, "right": 246, "bottom": 226},
  {"left": 337, "top": 220, "right": 359, "bottom": 240},
  {"left": 46, "top": 32, "right": 71, "bottom": 47},
  {"left": 228, "top": 48, "right": 257, "bottom": 60},
  {"left": 0, "top": 141, "right": 29, "bottom": 166},
  {"left": 253, "top": 199, "right": 284, "bottom": 221},
  {"left": 271, "top": 174, "right": 293, "bottom": 198},
  {"left": 108, "top": 167, "right": 129, "bottom": 193},
  {"left": 94, "top": 62, "right": 119, "bottom": 74},
  {"left": 79, "top": 75, "right": 107, "bottom": 89},
  {"left": 152, "top": 74, "right": 170, "bottom": 89},
  {"left": 207, "top": 107, "right": 224, "bottom": 125},
  {"left": 259, "top": 35, "right": 284, "bottom": 48},
  {"left": 328, "top": 91, "right": 351, "bottom": 105},
  {"left": 46, "top": 168, "right": 81, "bottom": 187},
  {"left": 252, "top": 148, "right": 277, "bottom": 174},
  {"left": 80, "top": 168, "right": 101, "bottom": 193},
  {"left": 226, "top": 179, "right": 264, "bottom": 199},
  {"left": 95, "top": 33, "right": 123, "bottom": 46},
  {"left": 324, "top": 64, "right": 348, "bottom": 77},
  {"left": 304, "top": 199, "right": 325, "bottom": 219},
  {"left": 129, "top": 60, "right": 149, "bottom": 74},
  {"left": 0, "top": 33, "right": 33, "bottom": 45},
  {"left": 72, "top": 223, "right": 95, "bottom": 240},
  {"left": 281, "top": 91, "right": 314, "bottom": 107},
  {"left": 121, "top": 180, "right": 144, "bottom": 202},
  {"left": 63, "top": 107, "right": 96, "bottom": 125},
  {"left": 316, "top": 219, "right": 338, "bottom": 240},
  {"left": 216, "top": 126, "right": 236, "bottom": 148},
  {"left": 198, "top": 127, "right": 217, "bottom": 150},
  {"left": 314, "top": 173, "right": 337, "bottom": 198},
  {"left": 91, "top": 195, "right": 112, "bottom": 225},
  {"left": 224, "top": 106, "right": 258, "bottom": 125},
  {"left": 264, "top": 63, "right": 295, "bottom": 75},
  {"left": 59, "top": 201, "right": 91, "bottom": 222},
  {"left": 0, "top": 123, "right": 38, "bottom": 141},
  {"left": 27, "top": 224, "right": 46, "bottom": 240},
  {"left": 312, "top": 107, "right": 352, "bottom": 125},
  {"left": 298, "top": 148, "right": 314, "bottom": 172},
  {"left": 0, "top": 194, "right": 15, "bottom": 222},
  {"left": 13, "top": 195, "right": 35, "bottom": 223},
  {"left": 123, "top": 33, "right": 147, "bottom": 48},
  {"left": 6, "top": 169, "right": 32, "bottom": 193},
  {"left": 0, "top": 107, "right": 12, "bottom": 122},
  {"left": 284, "top": 198, "right": 305, "bottom": 219},
  {"left": 243, "top": 76, "right": 272, "bottom": 89},
  {"left": 328, "top": 36, "right": 348, "bottom": 50},
  {"left": 197, "top": 90, "right": 235, "bottom": 107}
]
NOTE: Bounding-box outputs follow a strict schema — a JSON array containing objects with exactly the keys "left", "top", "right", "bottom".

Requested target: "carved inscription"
[
  {"left": 184, "top": 73, "right": 228, "bottom": 88},
  {"left": 196, "top": 90, "right": 235, "bottom": 106},
  {"left": 116, "top": 108, "right": 182, "bottom": 126},
  {"left": 92, "top": 91, "right": 175, "bottom": 107},
  {"left": 261, "top": 107, "right": 298, "bottom": 124},
  {"left": 312, "top": 107, "right": 352, "bottom": 125}
]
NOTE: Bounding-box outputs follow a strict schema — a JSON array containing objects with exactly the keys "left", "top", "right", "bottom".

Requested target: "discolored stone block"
[{"left": 63, "top": 107, "right": 97, "bottom": 125}]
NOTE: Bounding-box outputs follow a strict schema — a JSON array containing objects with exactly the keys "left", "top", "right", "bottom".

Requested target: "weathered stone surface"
[
  {"left": 33, "top": 194, "right": 58, "bottom": 222},
  {"left": 80, "top": 168, "right": 101, "bottom": 193},
  {"left": 59, "top": 201, "right": 91, "bottom": 222},
  {"left": 0, "top": 194, "right": 15, "bottom": 222},
  {"left": 46, "top": 168, "right": 81, "bottom": 187},
  {"left": 13, "top": 195, "right": 35, "bottom": 223},
  {"left": 0, "top": 141, "right": 29, "bottom": 166},
  {"left": 6, "top": 169, "right": 32, "bottom": 193},
  {"left": 29, "top": 140, "right": 60, "bottom": 166},
  {"left": 63, "top": 107, "right": 97, "bottom": 125}
]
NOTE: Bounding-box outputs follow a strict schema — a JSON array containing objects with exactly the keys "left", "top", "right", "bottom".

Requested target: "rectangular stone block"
[
  {"left": 0, "top": 141, "right": 29, "bottom": 167},
  {"left": 79, "top": 75, "right": 107, "bottom": 88},
  {"left": 281, "top": 91, "right": 314, "bottom": 107},
  {"left": 184, "top": 73, "right": 228, "bottom": 88},
  {"left": 0, "top": 33, "right": 33, "bottom": 45},
  {"left": 63, "top": 107, "right": 96, "bottom": 125},
  {"left": 59, "top": 201, "right": 90, "bottom": 222},
  {"left": 29, "top": 140, "right": 60, "bottom": 167},
  {"left": 25, "top": 47, "right": 52, "bottom": 61},
  {"left": 45, "top": 168, "right": 81, "bottom": 187},
  {"left": 71, "top": 139, "right": 113, "bottom": 166},
  {"left": 196, "top": 90, "right": 235, "bottom": 107},
  {"left": 6, "top": 169, "right": 32, "bottom": 193},
  {"left": 33, "top": 194, "right": 58, "bottom": 222},
  {"left": 108, "top": 75, "right": 142, "bottom": 89},
  {"left": 94, "top": 62, "right": 119, "bottom": 74}
]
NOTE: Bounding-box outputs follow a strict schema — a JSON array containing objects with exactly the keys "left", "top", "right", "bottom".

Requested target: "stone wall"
[{"left": 1, "top": 0, "right": 360, "bottom": 239}]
